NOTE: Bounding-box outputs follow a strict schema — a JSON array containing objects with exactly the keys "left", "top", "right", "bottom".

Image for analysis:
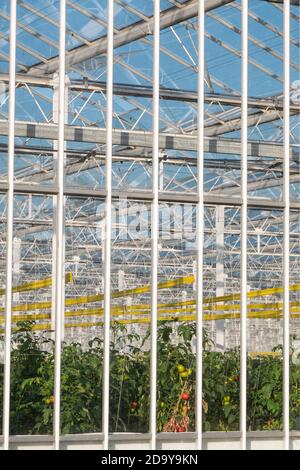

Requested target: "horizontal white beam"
[
  {"left": 2, "top": 74, "right": 299, "bottom": 112},
  {"left": 5, "top": 431, "right": 300, "bottom": 451},
  {"left": 0, "top": 120, "right": 298, "bottom": 158},
  {"left": 1, "top": 181, "right": 299, "bottom": 210}
]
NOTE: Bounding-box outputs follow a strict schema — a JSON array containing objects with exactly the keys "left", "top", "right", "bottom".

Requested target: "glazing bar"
[
  {"left": 102, "top": 0, "right": 114, "bottom": 451},
  {"left": 53, "top": 0, "right": 66, "bottom": 450},
  {"left": 2, "top": 0, "right": 17, "bottom": 451},
  {"left": 150, "top": 0, "right": 160, "bottom": 451},
  {"left": 240, "top": 0, "right": 248, "bottom": 451},
  {"left": 283, "top": 0, "right": 290, "bottom": 451},
  {"left": 196, "top": 0, "right": 205, "bottom": 451}
]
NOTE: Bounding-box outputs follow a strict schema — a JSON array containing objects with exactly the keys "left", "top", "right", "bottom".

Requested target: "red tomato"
[
  {"left": 130, "top": 400, "right": 138, "bottom": 410},
  {"left": 181, "top": 392, "right": 190, "bottom": 401}
]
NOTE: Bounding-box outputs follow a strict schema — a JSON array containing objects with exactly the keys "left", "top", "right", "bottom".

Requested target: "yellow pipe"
[
  {"left": 4, "top": 307, "right": 300, "bottom": 330},
  {"left": 204, "top": 284, "right": 300, "bottom": 304},
  {"left": 3, "top": 301, "right": 300, "bottom": 325},
  {"left": 2, "top": 308, "right": 300, "bottom": 335},
  {"left": 1, "top": 271, "right": 300, "bottom": 318},
  {"left": 249, "top": 352, "right": 281, "bottom": 358},
  {"left": 0, "top": 272, "right": 72, "bottom": 296},
  {"left": 0, "top": 275, "right": 194, "bottom": 313},
  {"left": 5, "top": 278, "right": 300, "bottom": 314}
]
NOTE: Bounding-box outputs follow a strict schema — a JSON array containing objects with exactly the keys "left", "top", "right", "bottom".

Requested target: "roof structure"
[{"left": 0, "top": 0, "right": 299, "bottom": 351}]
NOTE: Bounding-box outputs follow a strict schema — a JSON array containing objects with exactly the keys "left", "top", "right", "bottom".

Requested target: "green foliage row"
[{"left": 0, "top": 321, "right": 299, "bottom": 435}]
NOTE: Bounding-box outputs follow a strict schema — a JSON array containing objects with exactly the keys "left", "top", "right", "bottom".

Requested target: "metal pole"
[
  {"left": 52, "top": 73, "right": 69, "bottom": 336},
  {"left": 2, "top": 0, "right": 17, "bottom": 451},
  {"left": 150, "top": 0, "right": 160, "bottom": 451},
  {"left": 51, "top": 75, "right": 59, "bottom": 332},
  {"left": 216, "top": 205, "right": 225, "bottom": 352},
  {"left": 240, "top": 0, "right": 248, "bottom": 451},
  {"left": 102, "top": 0, "right": 114, "bottom": 451},
  {"left": 196, "top": 0, "right": 205, "bottom": 451},
  {"left": 283, "top": 0, "right": 290, "bottom": 451},
  {"left": 53, "top": 0, "right": 66, "bottom": 450}
]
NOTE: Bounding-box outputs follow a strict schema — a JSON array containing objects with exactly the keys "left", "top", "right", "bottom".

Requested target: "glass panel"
[
  {"left": 157, "top": 202, "right": 196, "bottom": 433},
  {"left": 10, "top": 194, "right": 54, "bottom": 435},
  {"left": 247, "top": 208, "right": 283, "bottom": 431},
  {"left": 61, "top": 196, "right": 104, "bottom": 434},
  {"left": 290, "top": 209, "right": 300, "bottom": 431},
  {"left": 203, "top": 205, "right": 241, "bottom": 432},
  {"left": 110, "top": 198, "right": 151, "bottom": 433}
]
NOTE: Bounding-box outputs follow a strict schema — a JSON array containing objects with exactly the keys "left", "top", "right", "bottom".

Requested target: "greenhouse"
[{"left": 0, "top": 0, "right": 299, "bottom": 451}]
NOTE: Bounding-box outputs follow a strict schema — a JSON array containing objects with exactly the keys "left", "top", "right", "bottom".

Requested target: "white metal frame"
[
  {"left": 150, "top": 0, "right": 160, "bottom": 451},
  {"left": 196, "top": 0, "right": 205, "bottom": 451},
  {"left": 53, "top": 0, "right": 66, "bottom": 451},
  {"left": 283, "top": 0, "right": 290, "bottom": 451},
  {"left": 2, "top": 0, "right": 17, "bottom": 452},
  {"left": 240, "top": 0, "right": 248, "bottom": 451},
  {"left": 102, "top": 0, "right": 114, "bottom": 451}
]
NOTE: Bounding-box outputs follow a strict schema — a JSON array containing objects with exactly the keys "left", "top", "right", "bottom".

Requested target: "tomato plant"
[{"left": 0, "top": 321, "right": 299, "bottom": 434}]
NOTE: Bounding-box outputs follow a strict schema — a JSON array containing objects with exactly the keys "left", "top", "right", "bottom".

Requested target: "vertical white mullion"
[
  {"left": 240, "top": 0, "right": 248, "bottom": 451},
  {"left": 283, "top": 0, "right": 290, "bottom": 451},
  {"left": 216, "top": 206, "right": 225, "bottom": 352},
  {"left": 51, "top": 75, "right": 59, "bottom": 332},
  {"left": 196, "top": 0, "right": 204, "bottom": 451},
  {"left": 2, "top": 0, "right": 17, "bottom": 452},
  {"left": 53, "top": 0, "right": 66, "bottom": 451},
  {"left": 102, "top": 0, "right": 114, "bottom": 451},
  {"left": 150, "top": 0, "right": 160, "bottom": 451}
]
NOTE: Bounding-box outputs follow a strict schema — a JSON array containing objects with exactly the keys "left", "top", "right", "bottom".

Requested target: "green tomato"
[
  {"left": 180, "top": 371, "right": 189, "bottom": 378},
  {"left": 223, "top": 395, "right": 231, "bottom": 406},
  {"left": 187, "top": 368, "right": 192, "bottom": 376},
  {"left": 160, "top": 402, "right": 165, "bottom": 408},
  {"left": 177, "top": 364, "right": 185, "bottom": 373}
]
